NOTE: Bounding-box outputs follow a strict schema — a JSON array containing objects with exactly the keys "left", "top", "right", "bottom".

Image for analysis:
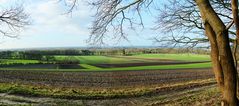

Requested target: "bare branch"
[
  {"left": 59, "top": 0, "right": 78, "bottom": 14},
  {"left": 226, "top": 20, "right": 234, "bottom": 30},
  {"left": 0, "top": 5, "right": 30, "bottom": 37},
  {"left": 63, "top": 0, "right": 235, "bottom": 48},
  {"left": 86, "top": 0, "right": 156, "bottom": 45}
]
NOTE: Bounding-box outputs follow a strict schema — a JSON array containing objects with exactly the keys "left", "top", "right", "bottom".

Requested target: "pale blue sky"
[{"left": 0, "top": 0, "right": 159, "bottom": 49}]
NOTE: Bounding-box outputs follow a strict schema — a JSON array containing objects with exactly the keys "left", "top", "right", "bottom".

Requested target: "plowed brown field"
[{"left": 0, "top": 68, "right": 213, "bottom": 89}]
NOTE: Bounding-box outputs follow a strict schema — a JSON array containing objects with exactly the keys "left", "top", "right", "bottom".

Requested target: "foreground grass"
[
  {"left": 0, "top": 79, "right": 215, "bottom": 100},
  {"left": 148, "top": 86, "right": 221, "bottom": 106},
  {"left": 0, "top": 81, "right": 220, "bottom": 106}
]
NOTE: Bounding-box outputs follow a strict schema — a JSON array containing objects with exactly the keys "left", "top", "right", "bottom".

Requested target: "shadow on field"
[
  {"left": 92, "top": 61, "right": 210, "bottom": 68},
  {"left": 0, "top": 64, "right": 85, "bottom": 69}
]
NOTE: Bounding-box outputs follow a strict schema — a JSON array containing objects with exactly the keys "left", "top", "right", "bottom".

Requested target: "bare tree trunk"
[
  {"left": 196, "top": 0, "right": 238, "bottom": 105},
  {"left": 204, "top": 22, "right": 224, "bottom": 92},
  {"left": 232, "top": 0, "right": 239, "bottom": 42},
  {"left": 231, "top": 0, "right": 239, "bottom": 97},
  {"left": 218, "top": 29, "right": 238, "bottom": 106},
  {"left": 202, "top": 9, "right": 224, "bottom": 91}
]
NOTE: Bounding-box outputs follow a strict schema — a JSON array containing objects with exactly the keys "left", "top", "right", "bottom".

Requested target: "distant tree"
[
  {"left": 122, "top": 49, "right": 126, "bottom": 56},
  {"left": 56, "top": 56, "right": 79, "bottom": 65},
  {"left": 81, "top": 50, "right": 93, "bottom": 55},
  {"left": 41, "top": 55, "right": 56, "bottom": 63}
]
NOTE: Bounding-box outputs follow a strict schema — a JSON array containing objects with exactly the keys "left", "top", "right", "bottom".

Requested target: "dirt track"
[{"left": 0, "top": 68, "right": 214, "bottom": 89}]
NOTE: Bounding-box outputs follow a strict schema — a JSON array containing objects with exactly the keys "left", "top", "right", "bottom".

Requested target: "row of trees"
[
  {"left": 0, "top": 51, "right": 54, "bottom": 60},
  {"left": 0, "top": 48, "right": 210, "bottom": 59}
]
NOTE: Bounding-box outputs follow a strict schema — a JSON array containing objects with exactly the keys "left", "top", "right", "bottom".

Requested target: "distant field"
[
  {"left": 0, "top": 62, "right": 211, "bottom": 72},
  {"left": 99, "top": 62, "right": 211, "bottom": 71},
  {"left": 54, "top": 55, "right": 143, "bottom": 64},
  {"left": 0, "top": 53, "right": 211, "bottom": 71},
  {"left": 130, "top": 54, "right": 210, "bottom": 61},
  {"left": 54, "top": 53, "right": 210, "bottom": 64},
  {"left": 0, "top": 59, "right": 39, "bottom": 65}
]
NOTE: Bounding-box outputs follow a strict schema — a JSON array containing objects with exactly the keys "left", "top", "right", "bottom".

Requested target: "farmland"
[
  {"left": 0, "top": 50, "right": 218, "bottom": 105},
  {"left": 0, "top": 53, "right": 211, "bottom": 71}
]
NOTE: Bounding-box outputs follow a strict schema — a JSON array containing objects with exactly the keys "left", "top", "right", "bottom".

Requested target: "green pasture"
[
  {"left": 0, "top": 59, "right": 39, "bottom": 65},
  {"left": 54, "top": 53, "right": 210, "bottom": 65},
  {"left": 130, "top": 54, "right": 210, "bottom": 61},
  {"left": 54, "top": 55, "right": 142, "bottom": 64}
]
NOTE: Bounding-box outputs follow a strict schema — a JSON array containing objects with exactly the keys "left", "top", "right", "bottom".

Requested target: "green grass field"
[
  {"left": 131, "top": 54, "right": 210, "bottom": 61},
  {"left": 54, "top": 53, "right": 210, "bottom": 64},
  {"left": 0, "top": 59, "right": 39, "bottom": 65},
  {"left": 54, "top": 55, "right": 140, "bottom": 64}
]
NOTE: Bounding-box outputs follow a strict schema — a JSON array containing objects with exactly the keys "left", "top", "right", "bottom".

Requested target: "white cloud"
[
  {"left": 0, "top": 0, "right": 8, "bottom": 4},
  {"left": 0, "top": 0, "right": 94, "bottom": 49},
  {"left": 23, "top": 0, "right": 92, "bottom": 37},
  {"left": 0, "top": 0, "right": 153, "bottom": 49}
]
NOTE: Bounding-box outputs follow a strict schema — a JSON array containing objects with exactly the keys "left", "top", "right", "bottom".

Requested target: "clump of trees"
[{"left": 55, "top": 56, "right": 80, "bottom": 65}]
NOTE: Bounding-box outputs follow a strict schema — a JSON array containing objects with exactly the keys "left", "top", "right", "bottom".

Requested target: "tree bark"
[
  {"left": 201, "top": 9, "right": 224, "bottom": 91},
  {"left": 231, "top": 0, "right": 239, "bottom": 97},
  {"left": 232, "top": 0, "right": 239, "bottom": 42},
  {"left": 196, "top": 0, "right": 238, "bottom": 105},
  {"left": 205, "top": 21, "right": 224, "bottom": 92}
]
